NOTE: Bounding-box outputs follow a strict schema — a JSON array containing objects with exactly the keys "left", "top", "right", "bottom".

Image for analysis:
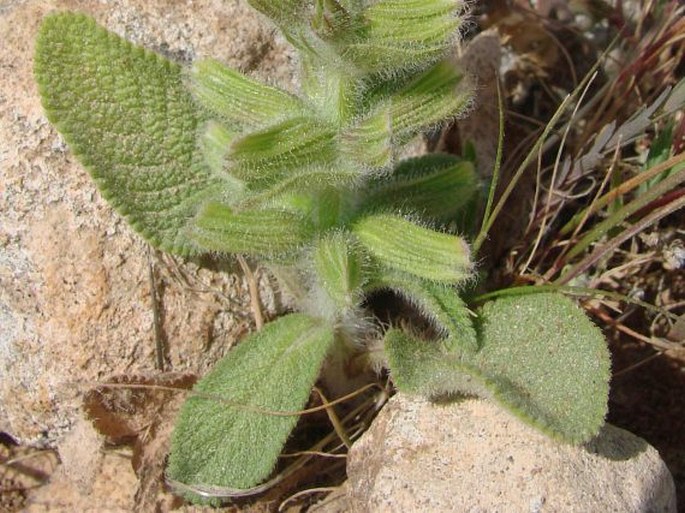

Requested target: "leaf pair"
[
  {"left": 166, "top": 257, "right": 471, "bottom": 499},
  {"left": 190, "top": 58, "right": 471, "bottom": 188},
  {"left": 385, "top": 292, "right": 611, "bottom": 444}
]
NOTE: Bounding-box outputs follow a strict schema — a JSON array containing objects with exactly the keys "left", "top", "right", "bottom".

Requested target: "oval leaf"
[
  {"left": 35, "top": 13, "right": 221, "bottom": 255},
  {"left": 471, "top": 293, "right": 611, "bottom": 444},
  {"left": 167, "top": 313, "right": 335, "bottom": 495}
]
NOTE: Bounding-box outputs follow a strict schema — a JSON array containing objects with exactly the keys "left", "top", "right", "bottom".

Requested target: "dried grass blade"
[{"left": 557, "top": 192, "right": 685, "bottom": 284}]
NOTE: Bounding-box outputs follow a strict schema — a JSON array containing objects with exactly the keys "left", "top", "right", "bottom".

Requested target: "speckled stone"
[
  {"left": 0, "top": 0, "right": 297, "bottom": 445},
  {"left": 342, "top": 395, "right": 676, "bottom": 513}
]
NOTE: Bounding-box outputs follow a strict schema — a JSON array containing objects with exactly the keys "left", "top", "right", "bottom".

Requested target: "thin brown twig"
[
  {"left": 147, "top": 247, "right": 166, "bottom": 371},
  {"left": 278, "top": 486, "right": 342, "bottom": 512},
  {"left": 314, "top": 386, "right": 352, "bottom": 449},
  {"left": 237, "top": 254, "right": 264, "bottom": 330},
  {"left": 612, "top": 352, "right": 664, "bottom": 378},
  {"left": 280, "top": 450, "right": 347, "bottom": 459},
  {"left": 557, "top": 193, "right": 685, "bottom": 284},
  {"left": 588, "top": 308, "right": 683, "bottom": 379},
  {"left": 91, "top": 381, "right": 382, "bottom": 417}
]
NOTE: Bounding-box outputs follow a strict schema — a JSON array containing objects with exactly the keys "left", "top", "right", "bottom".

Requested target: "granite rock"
[
  {"left": 342, "top": 395, "right": 677, "bottom": 513},
  {"left": 0, "top": 0, "right": 297, "bottom": 445}
]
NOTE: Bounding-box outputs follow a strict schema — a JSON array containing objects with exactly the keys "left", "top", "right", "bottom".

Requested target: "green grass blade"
[
  {"left": 474, "top": 79, "right": 505, "bottom": 255},
  {"left": 472, "top": 56, "right": 610, "bottom": 253},
  {"left": 472, "top": 284, "right": 677, "bottom": 319}
]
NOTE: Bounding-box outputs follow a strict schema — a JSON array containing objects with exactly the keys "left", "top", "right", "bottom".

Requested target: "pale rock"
[
  {"left": 456, "top": 29, "right": 501, "bottom": 180},
  {"left": 342, "top": 395, "right": 676, "bottom": 513},
  {"left": 0, "top": 0, "right": 297, "bottom": 445}
]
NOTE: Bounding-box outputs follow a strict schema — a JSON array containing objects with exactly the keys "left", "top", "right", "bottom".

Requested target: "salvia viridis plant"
[{"left": 34, "top": 0, "right": 611, "bottom": 502}]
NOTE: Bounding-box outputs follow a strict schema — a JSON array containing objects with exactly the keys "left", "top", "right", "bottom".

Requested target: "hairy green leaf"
[
  {"left": 344, "top": 0, "right": 464, "bottom": 74},
  {"left": 240, "top": 168, "right": 360, "bottom": 213},
  {"left": 471, "top": 293, "right": 610, "bottom": 443},
  {"left": 168, "top": 313, "right": 335, "bottom": 495},
  {"left": 197, "top": 121, "right": 246, "bottom": 204},
  {"left": 361, "top": 153, "right": 478, "bottom": 220},
  {"left": 192, "top": 203, "right": 313, "bottom": 256},
  {"left": 340, "top": 106, "right": 393, "bottom": 170},
  {"left": 307, "top": 187, "right": 345, "bottom": 230},
  {"left": 384, "top": 328, "right": 488, "bottom": 397},
  {"left": 353, "top": 214, "right": 472, "bottom": 283},
  {"left": 198, "top": 121, "right": 236, "bottom": 175},
  {"left": 229, "top": 117, "right": 339, "bottom": 189},
  {"left": 389, "top": 60, "right": 471, "bottom": 141},
  {"left": 313, "top": 232, "right": 367, "bottom": 310},
  {"left": 364, "top": 0, "right": 463, "bottom": 45},
  {"left": 366, "top": 270, "right": 477, "bottom": 352},
  {"left": 190, "top": 59, "right": 304, "bottom": 129},
  {"left": 35, "top": 13, "right": 220, "bottom": 256}
]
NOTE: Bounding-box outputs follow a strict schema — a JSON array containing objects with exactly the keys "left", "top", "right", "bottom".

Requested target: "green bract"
[{"left": 35, "top": 0, "right": 611, "bottom": 503}]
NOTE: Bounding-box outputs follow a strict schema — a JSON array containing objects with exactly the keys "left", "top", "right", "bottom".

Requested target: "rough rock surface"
[
  {"left": 0, "top": 0, "right": 298, "bottom": 445},
  {"left": 343, "top": 395, "right": 677, "bottom": 513}
]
